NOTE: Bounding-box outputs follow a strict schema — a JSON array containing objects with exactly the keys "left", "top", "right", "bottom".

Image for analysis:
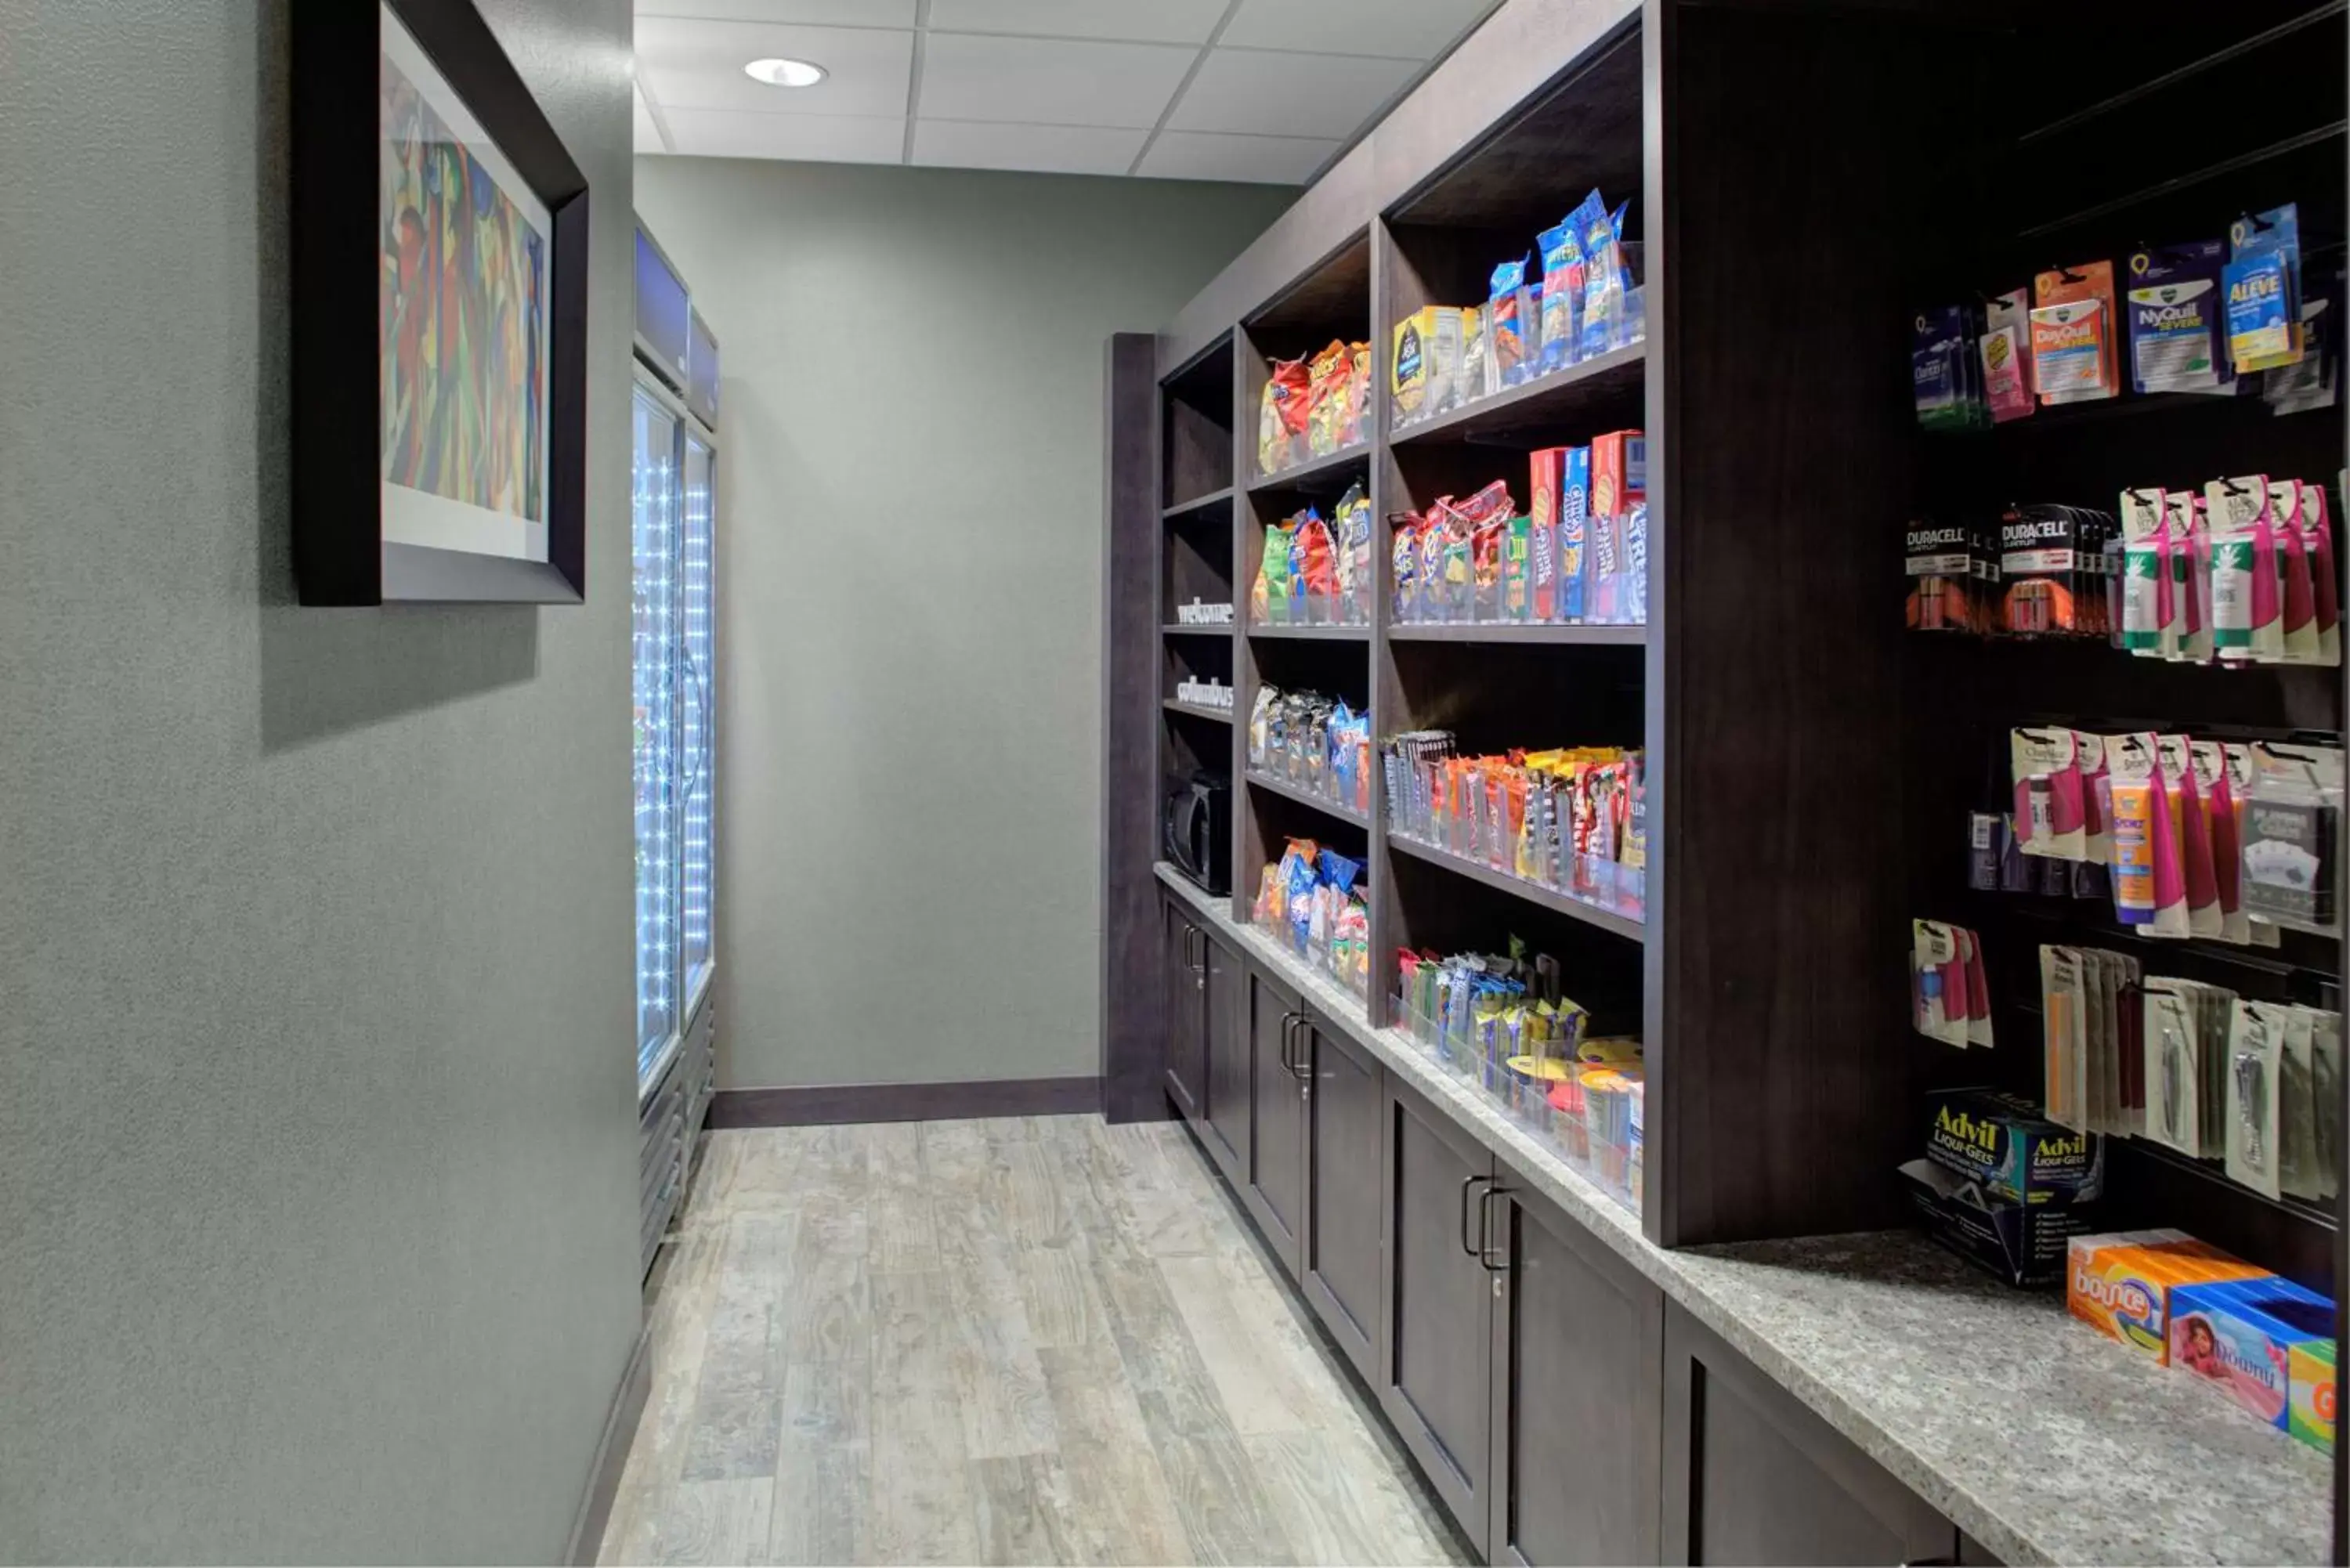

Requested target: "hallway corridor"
[{"left": 599, "top": 1115, "right": 1467, "bottom": 1566}]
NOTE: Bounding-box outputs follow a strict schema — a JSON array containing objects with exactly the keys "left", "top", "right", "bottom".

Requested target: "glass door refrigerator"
[{"left": 631, "top": 222, "right": 720, "bottom": 1275}]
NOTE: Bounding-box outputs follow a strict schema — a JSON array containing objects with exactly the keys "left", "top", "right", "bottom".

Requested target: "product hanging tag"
[
  {"left": 2145, "top": 981, "right": 2204, "bottom": 1157},
  {"left": 2167, "top": 492, "right": 2213, "bottom": 663},
  {"left": 2164, "top": 735, "right": 2220, "bottom": 938},
  {"left": 2126, "top": 240, "right": 2232, "bottom": 394},
  {"left": 2267, "top": 293, "right": 2337, "bottom": 415},
  {"left": 2225, "top": 204, "right": 2305, "bottom": 375},
  {"left": 2228, "top": 1001, "right": 2287, "bottom": 1199},
  {"left": 2012, "top": 728, "right": 2084, "bottom": 858},
  {"left": 2280, "top": 1006, "right": 2320, "bottom": 1201},
  {"left": 2272, "top": 478, "right": 2319, "bottom": 663},
  {"left": 1982, "top": 287, "right": 2037, "bottom": 421},
  {"left": 2042, "top": 945, "right": 2088, "bottom": 1131},
  {"left": 2033, "top": 261, "right": 2120, "bottom": 403},
  {"left": 2209, "top": 475, "right": 2282, "bottom": 663},
  {"left": 2120, "top": 486, "right": 2172, "bottom": 655},
  {"left": 2313, "top": 1010, "right": 2342, "bottom": 1202},
  {"left": 1962, "top": 928, "right": 1994, "bottom": 1048},
  {"left": 2078, "top": 731, "right": 2112, "bottom": 865},
  {"left": 2243, "top": 740, "right": 2345, "bottom": 934},
  {"left": 2301, "top": 483, "right": 2341, "bottom": 665}
]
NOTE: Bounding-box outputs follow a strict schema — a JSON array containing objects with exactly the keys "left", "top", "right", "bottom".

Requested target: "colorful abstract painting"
[{"left": 379, "top": 37, "right": 548, "bottom": 529}]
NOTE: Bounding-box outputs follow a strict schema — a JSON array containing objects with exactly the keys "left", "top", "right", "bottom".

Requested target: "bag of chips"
[
  {"left": 1258, "top": 356, "right": 1311, "bottom": 475},
  {"left": 1307, "top": 341, "right": 1351, "bottom": 457}
]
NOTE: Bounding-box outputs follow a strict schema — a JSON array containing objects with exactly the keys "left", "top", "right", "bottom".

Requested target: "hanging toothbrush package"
[{"left": 1911, "top": 919, "right": 1994, "bottom": 1048}]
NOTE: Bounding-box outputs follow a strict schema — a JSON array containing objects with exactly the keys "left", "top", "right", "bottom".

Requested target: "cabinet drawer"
[{"left": 1663, "top": 1300, "right": 1956, "bottom": 1566}]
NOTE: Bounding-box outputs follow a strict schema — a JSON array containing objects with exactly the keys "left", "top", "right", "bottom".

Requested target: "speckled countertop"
[{"left": 1155, "top": 864, "right": 2333, "bottom": 1567}]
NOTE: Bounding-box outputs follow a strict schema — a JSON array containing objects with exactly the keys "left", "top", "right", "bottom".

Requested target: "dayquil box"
[
  {"left": 2292, "top": 1340, "right": 2337, "bottom": 1455},
  {"left": 2169, "top": 1277, "right": 2336, "bottom": 1433},
  {"left": 2066, "top": 1232, "right": 2268, "bottom": 1364}
]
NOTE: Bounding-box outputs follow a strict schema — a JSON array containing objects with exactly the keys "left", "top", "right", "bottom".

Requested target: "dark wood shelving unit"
[
  {"left": 1103, "top": 2, "right": 2350, "bottom": 1555},
  {"left": 1386, "top": 831, "right": 1645, "bottom": 943},
  {"left": 1245, "top": 768, "right": 1369, "bottom": 828},
  {"left": 1162, "top": 486, "right": 1235, "bottom": 519},
  {"left": 1386, "top": 622, "right": 1645, "bottom": 646},
  {"left": 1246, "top": 442, "right": 1372, "bottom": 495},
  {"left": 1388, "top": 341, "right": 1646, "bottom": 448},
  {"left": 1246, "top": 623, "right": 1371, "bottom": 641}
]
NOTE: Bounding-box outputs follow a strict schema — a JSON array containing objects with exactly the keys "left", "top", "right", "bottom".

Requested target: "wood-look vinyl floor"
[{"left": 600, "top": 1115, "right": 1470, "bottom": 1567}]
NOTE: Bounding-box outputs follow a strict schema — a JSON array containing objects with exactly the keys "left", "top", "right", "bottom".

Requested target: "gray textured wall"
[
  {"left": 0, "top": 2, "right": 642, "bottom": 1561},
  {"left": 632, "top": 159, "right": 1286, "bottom": 1093}
]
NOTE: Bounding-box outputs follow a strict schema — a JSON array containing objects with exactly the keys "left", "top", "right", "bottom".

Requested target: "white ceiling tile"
[
  {"left": 637, "top": 0, "right": 917, "bottom": 22},
  {"left": 1167, "top": 47, "right": 1413, "bottom": 139},
  {"left": 916, "top": 33, "right": 1192, "bottom": 128},
  {"left": 1219, "top": 0, "right": 1495, "bottom": 60},
  {"left": 1136, "top": 129, "right": 1335, "bottom": 184},
  {"left": 636, "top": 17, "right": 913, "bottom": 117},
  {"left": 925, "top": 0, "right": 1227, "bottom": 45},
  {"left": 633, "top": 85, "right": 669, "bottom": 152},
  {"left": 911, "top": 119, "right": 1147, "bottom": 175},
  {"left": 660, "top": 107, "right": 907, "bottom": 161}
]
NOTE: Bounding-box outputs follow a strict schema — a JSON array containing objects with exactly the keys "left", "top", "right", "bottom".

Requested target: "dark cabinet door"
[
  {"left": 1242, "top": 965, "right": 1307, "bottom": 1277},
  {"left": 1663, "top": 1299, "right": 1956, "bottom": 1566},
  {"left": 1198, "top": 930, "right": 1249, "bottom": 1189},
  {"left": 1488, "top": 1175, "right": 1664, "bottom": 1566},
  {"left": 1160, "top": 899, "right": 1203, "bottom": 1122},
  {"left": 1381, "top": 1078, "right": 1495, "bottom": 1555},
  {"left": 1303, "top": 1022, "right": 1383, "bottom": 1382}
]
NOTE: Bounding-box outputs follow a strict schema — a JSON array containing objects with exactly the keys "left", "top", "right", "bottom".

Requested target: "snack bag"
[
  {"left": 1256, "top": 519, "right": 1295, "bottom": 626},
  {"left": 1538, "top": 215, "right": 1584, "bottom": 372},
  {"left": 2032, "top": 261, "right": 2119, "bottom": 404},
  {"left": 1332, "top": 482, "right": 1372, "bottom": 625},
  {"left": 1259, "top": 356, "right": 1311, "bottom": 475},
  {"left": 1392, "top": 511, "right": 1424, "bottom": 623},
  {"left": 1491, "top": 255, "right": 1534, "bottom": 387},
  {"left": 1580, "top": 198, "right": 1629, "bottom": 361},
  {"left": 1306, "top": 341, "right": 1351, "bottom": 457},
  {"left": 1296, "top": 510, "right": 1336, "bottom": 620},
  {"left": 1344, "top": 341, "right": 1372, "bottom": 447}
]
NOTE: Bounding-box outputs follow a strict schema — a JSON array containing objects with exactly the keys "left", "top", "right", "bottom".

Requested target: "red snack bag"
[
  {"left": 1258, "top": 357, "right": 1312, "bottom": 475},
  {"left": 1296, "top": 511, "right": 1337, "bottom": 601}
]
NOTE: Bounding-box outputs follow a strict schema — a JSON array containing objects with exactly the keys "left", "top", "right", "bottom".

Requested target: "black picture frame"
[{"left": 293, "top": 0, "right": 590, "bottom": 605}]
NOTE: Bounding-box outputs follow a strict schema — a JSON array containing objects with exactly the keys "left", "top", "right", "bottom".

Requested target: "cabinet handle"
[
  {"left": 1459, "top": 1174, "right": 1490, "bottom": 1257},
  {"left": 1287, "top": 1016, "right": 1313, "bottom": 1082},
  {"left": 1477, "top": 1185, "right": 1511, "bottom": 1272}
]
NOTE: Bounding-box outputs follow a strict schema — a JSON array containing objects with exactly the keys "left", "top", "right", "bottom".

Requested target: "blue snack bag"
[
  {"left": 1491, "top": 255, "right": 1534, "bottom": 386},
  {"left": 2226, "top": 204, "right": 2305, "bottom": 374},
  {"left": 1538, "top": 216, "right": 1583, "bottom": 372},
  {"left": 1580, "top": 201, "right": 1629, "bottom": 360}
]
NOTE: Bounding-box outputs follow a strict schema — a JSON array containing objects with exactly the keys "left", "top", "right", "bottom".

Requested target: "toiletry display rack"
[{"left": 1102, "top": 2, "right": 2349, "bottom": 1562}]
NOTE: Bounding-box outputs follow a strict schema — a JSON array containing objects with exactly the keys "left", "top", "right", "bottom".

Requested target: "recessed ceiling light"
[{"left": 743, "top": 57, "right": 826, "bottom": 88}]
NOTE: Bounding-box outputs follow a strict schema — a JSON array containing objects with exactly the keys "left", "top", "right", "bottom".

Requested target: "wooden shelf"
[
  {"left": 1388, "top": 341, "right": 1647, "bottom": 448},
  {"left": 1247, "top": 443, "right": 1370, "bottom": 495},
  {"left": 1162, "top": 486, "right": 1235, "bottom": 519},
  {"left": 1163, "top": 699, "right": 1235, "bottom": 724},
  {"left": 1386, "top": 832, "right": 1646, "bottom": 944},
  {"left": 1246, "top": 623, "right": 1369, "bottom": 641},
  {"left": 1245, "top": 769, "right": 1370, "bottom": 828},
  {"left": 1386, "top": 622, "right": 1645, "bottom": 646},
  {"left": 1162, "top": 622, "right": 1235, "bottom": 636}
]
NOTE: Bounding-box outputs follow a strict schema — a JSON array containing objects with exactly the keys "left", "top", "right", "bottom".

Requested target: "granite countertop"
[{"left": 1155, "top": 863, "right": 2334, "bottom": 1567}]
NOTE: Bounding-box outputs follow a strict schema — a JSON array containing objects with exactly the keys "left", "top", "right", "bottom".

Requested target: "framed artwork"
[{"left": 294, "top": 0, "right": 590, "bottom": 604}]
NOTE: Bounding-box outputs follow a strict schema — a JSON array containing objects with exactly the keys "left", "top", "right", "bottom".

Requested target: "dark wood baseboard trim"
[
  {"left": 708, "top": 1075, "right": 1102, "bottom": 1129},
  {"left": 566, "top": 1313, "right": 653, "bottom": 1566}
]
